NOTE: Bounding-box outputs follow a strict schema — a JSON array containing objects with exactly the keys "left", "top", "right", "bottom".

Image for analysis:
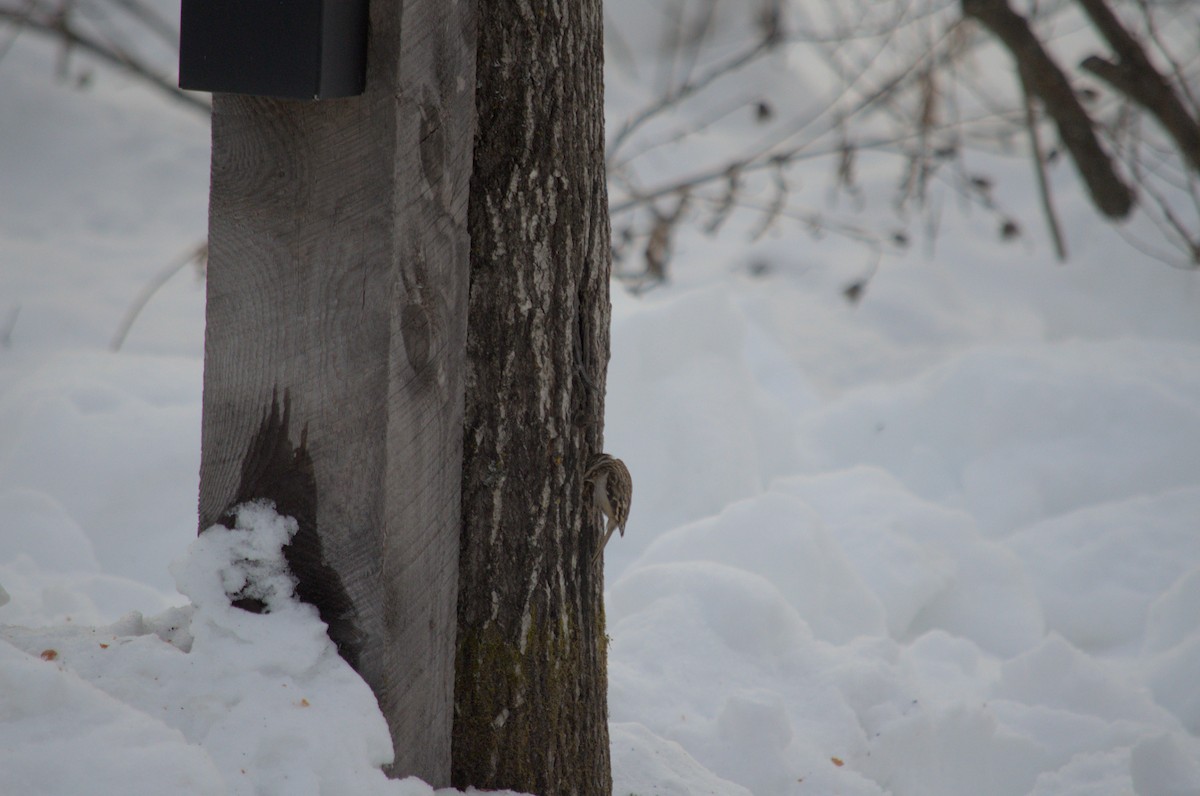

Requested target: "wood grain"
[{"left": 198, "top": 0, "right": 475, "bottom": 784}]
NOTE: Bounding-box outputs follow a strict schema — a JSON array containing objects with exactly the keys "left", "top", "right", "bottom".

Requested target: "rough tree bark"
[
  {"left": 197, "top": 0, "right": 475, "bottom": 784},
  {"left": 453, "top": 0, "right": 613, "bottom": 794}
]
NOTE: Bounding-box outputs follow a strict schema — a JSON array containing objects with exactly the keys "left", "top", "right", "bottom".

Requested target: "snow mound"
[
  {"left": 1, "top": 503, "right": 417, "bottom": 796},
  {"left": 802, "top": 341, "right": 1200, "bottom": 536}
]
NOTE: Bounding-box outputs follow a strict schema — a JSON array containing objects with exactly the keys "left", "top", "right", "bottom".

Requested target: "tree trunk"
[
  {"left": 453, "top": 1, "right": 613, "bottom": 794},
  {"left": 197, "top": 0, "right": 475, "bottom": 784}
]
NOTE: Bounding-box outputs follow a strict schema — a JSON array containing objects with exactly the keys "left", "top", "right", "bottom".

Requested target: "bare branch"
[
  {"left": 105, "top": 0, "right": 178, "bottom": 49},
  {"left": 703, "top": 165, "right": 740, "bottom": 234},
  {"left": 962, "top": 0, "right": 1133, "bottom": 218},
  {"left": 0, "top": 0, "right": 35, "bottom": 65},
  {"left": 609, "top": 105, "right": 1029, "bottom": 219},
  {"left": 0, "top": 303, "right": 19, "bottom": 349},
  {"left": 111, "top": 242, "right": 208, "bottom": 352},
  {"left": 1020, "top": 74, "right": 1068, "bottom": 260},
  {"left": 1132, "top": 0, "right": 1200, "bottom": 118},
  {"left": 608, "top": 37, "right": 770, "bottom": 157},
  {"left": 0, "top": 2, "right": 210, "bottom": 115},
  {"left": 1075, "top": 0, "right": 1200, "bottom": 172},
  {"left": 749, "top": 164, "right": 788, "bottom": 241}
]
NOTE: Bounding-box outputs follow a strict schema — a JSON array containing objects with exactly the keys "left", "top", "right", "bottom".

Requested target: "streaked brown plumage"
[{"left": 586, "top": 453, "right": 632, "bottom": 565}]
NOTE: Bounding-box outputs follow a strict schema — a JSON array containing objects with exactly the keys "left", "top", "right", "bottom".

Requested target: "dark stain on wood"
[
  {"left": 401, "top": 300, "right": 433, "bottom": 378},
  {"left": 218, "top": 389, "right": 362, "bottom": 668}
]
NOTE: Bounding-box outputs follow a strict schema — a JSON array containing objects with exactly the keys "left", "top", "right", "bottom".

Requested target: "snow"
[
  {"left": 1, "top": 503, "right": 496, "bottom": 796},
  {"left": 3, "top": 3, "right": 1200, "bottom": 795}
]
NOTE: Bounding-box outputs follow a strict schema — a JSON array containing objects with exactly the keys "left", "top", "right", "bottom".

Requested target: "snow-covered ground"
[{"left": 3, "top": 5, "right": 1200, "bottom": 795}]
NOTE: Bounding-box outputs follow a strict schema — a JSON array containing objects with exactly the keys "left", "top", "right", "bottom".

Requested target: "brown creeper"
[{"left": 585, "top": 453, "right": 632, "bottom": 565}]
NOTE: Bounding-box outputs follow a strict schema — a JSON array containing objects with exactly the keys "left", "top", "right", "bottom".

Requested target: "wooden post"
[{"left": 196, "top": 0, "right": 475, "bottom": 784}]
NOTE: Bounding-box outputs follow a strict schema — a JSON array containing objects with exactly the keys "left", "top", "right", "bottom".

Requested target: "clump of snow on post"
[{"left": 171, "top": 499, "right": 300, "bottom": 616}]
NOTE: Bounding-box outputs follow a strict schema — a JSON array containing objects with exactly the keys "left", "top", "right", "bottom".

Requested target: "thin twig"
[
  {"left": 1, "top": 303, "right": 19, "bottom": 349},
  {"left": 609, "top": 106, "right": 1029, "bottom": 217},
  {"left": 963, "top": 0, "right": 1134, "bottom": 218},
  {"left": 104, "top": 0, "right": 178, "bottom": 49},
  {"left": 1132, "top": 0, "right": 1200, "bottom": 118},
  {"left": 111, "top": 242, "right": 207, "bottom": 351},
  {"left": 0, "top": 0, "right": 35, "bottom": 65},
  {"left": 609, "top": 37, "right": 770, "bottom": 157},
  {"left": 0, "top": 3, "right": 210, "bottom": 115},
  {"left": 675, "top": 0, "right": 718, "bottom": 91},
  {"left": 1077, "top": 0, "right": 1200, "bottom": 173},
  {"left": 1020, "top": 74, "right": 1067, "bottom": 260}
]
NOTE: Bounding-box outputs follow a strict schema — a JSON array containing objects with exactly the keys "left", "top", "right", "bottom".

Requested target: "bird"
[{"left": 585, "top": 453, "right": 632, "bottom": 565}]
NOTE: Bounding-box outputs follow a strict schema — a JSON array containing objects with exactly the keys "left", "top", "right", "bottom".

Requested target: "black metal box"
[{"left": 179, "top": 0, "right": 368, "bottom": 99}]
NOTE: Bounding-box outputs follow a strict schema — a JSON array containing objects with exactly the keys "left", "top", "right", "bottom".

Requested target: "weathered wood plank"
[{"left": 198, "top": 0, "right": 475, "bottom": 783}]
